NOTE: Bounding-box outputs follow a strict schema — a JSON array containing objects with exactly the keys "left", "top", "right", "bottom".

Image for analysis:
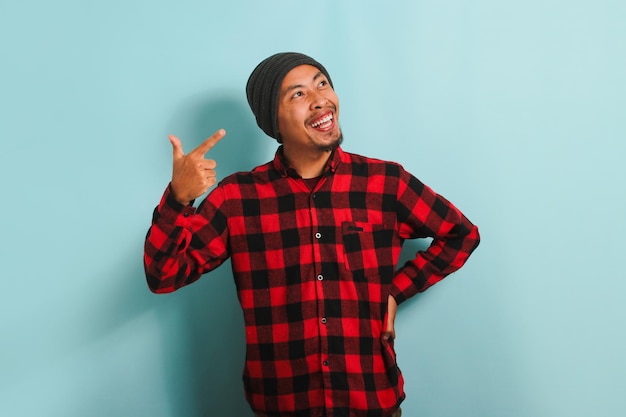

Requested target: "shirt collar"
[{"left": 272, "top": 145, "right": 344, "bottom": 179}]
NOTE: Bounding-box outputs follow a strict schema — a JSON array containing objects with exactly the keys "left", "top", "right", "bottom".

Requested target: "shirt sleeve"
[
  {"left": 390, "top": 168, "right": 480, "bottom": 304},
  {"left": 143, "top": 184, "right": 230, "bottom": 293}
]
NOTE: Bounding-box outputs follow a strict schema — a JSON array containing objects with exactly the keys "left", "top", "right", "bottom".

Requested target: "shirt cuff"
[
  {"left": 158, "top": 184, "right": 197, "bottom": 223},
  {"left": 390, "top": 270, "right": 414, "bottom": 305}
]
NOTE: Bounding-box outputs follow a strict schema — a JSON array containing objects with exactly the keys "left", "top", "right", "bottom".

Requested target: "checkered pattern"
[{"left": 144, "top": 146, "right": 480, "bottom": 417}]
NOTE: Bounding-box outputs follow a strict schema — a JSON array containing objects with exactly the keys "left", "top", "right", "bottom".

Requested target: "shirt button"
[
  {"left": 323, "top": 360, "right": 329, "bottom": 366},
  {"left": 321, "top": 317, "right": 327, "bottom": 324},
  {"left": 317, "top": 274, "right": 324, "bottom": 281},
  {"left": 315, "top": 232, "right": 322, "bottom": 239}
]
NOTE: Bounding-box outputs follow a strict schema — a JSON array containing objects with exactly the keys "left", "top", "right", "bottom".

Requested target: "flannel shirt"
[{"left": 144, "top": 146, "right": 480, "bottom": 417}]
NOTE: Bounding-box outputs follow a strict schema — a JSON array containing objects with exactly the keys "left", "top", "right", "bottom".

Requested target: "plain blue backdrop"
[{"left": 1, "top": 1, "right": 625, "bottom": 416}]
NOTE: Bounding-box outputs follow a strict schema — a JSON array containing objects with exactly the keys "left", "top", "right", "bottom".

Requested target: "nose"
[{"left": 309, "top": 91, "right": 328, "bottom": 109}]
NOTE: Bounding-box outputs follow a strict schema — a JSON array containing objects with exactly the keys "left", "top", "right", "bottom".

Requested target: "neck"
[{"left": 282, "top": 145, "right": 333, "bottom": 179}]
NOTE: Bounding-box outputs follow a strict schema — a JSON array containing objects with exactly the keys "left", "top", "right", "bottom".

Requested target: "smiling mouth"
[{"left": 310, "top": 113, "right": 334, "bottom": 130}]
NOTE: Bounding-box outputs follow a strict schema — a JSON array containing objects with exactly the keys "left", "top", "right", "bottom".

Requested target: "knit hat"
[{"left": 246, "top": 52, "right": 334, "bottom": 141}]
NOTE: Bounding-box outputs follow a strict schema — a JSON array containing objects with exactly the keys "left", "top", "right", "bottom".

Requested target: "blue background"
[{"left": 1, "top": 1, "right": 625, "bottom": 416}]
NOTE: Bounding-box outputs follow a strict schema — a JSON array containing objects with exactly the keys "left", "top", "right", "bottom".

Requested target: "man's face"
[{"left": 276, "top": 64, "right": 342, "bottom": 153}]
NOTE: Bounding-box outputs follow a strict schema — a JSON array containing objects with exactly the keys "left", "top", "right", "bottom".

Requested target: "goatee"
[{"left": 318, "top": 132, "right": 343, "bottom": 153}]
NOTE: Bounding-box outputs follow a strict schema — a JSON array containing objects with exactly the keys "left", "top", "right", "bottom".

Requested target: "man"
[{"left": 144, "top": 52, "right": 480, "bottom": 417}]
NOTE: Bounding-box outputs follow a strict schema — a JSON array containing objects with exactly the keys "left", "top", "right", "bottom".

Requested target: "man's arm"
[
  {"left": 390, "top": 169, "right": 480, "bottom": 304},
  {"left": 144, "top": 130, "right": 229, "bottom": 293}
]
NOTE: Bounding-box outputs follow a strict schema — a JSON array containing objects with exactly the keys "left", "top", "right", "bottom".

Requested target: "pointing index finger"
[{"left": 192, "top": 129, "right": 227, "bottom": 156}]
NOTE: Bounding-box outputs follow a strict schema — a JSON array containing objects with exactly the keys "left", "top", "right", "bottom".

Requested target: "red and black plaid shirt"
[{"left": 144, "top": 146, "right": 480, "bottom": 417}]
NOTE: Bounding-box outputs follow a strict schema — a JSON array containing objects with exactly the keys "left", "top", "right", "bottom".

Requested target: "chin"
[{"left": 317, "top": 131, "right": 343, "bottom": 153}]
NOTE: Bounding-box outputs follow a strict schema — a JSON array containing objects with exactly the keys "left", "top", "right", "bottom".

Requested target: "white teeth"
[{"left": 311, "top": 114, "right": 333, "bottom": 128}]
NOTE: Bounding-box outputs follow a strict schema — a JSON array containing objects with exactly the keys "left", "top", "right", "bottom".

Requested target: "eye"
[
  {"left": 318, "top": 80, "right": 328, "bottom": 88},
  {"left": 291, "top": 91, "right": 303, "bottom": 99}
]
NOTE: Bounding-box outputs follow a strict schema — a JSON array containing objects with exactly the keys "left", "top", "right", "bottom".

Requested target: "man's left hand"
[{"left": 383, "top": 295, "right": 397, "bottom": 341}]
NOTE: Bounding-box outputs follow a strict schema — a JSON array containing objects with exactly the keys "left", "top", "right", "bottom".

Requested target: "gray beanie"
[{"left": 246, "top": 52, "right": 333, "bottom": 141}]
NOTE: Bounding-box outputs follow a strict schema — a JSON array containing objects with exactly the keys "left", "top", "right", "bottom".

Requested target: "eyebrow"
[{"left": 281, "top": 71, "right": 324, "bottom": 97}]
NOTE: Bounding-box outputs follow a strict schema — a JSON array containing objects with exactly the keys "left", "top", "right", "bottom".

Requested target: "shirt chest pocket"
[{"left": 341, "top": 221, "right": 393, "bottom": 274}]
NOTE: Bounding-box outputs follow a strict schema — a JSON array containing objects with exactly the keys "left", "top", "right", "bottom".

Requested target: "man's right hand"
[{"left": 168, "top": 129, "right": 226, "bottom": 206}]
